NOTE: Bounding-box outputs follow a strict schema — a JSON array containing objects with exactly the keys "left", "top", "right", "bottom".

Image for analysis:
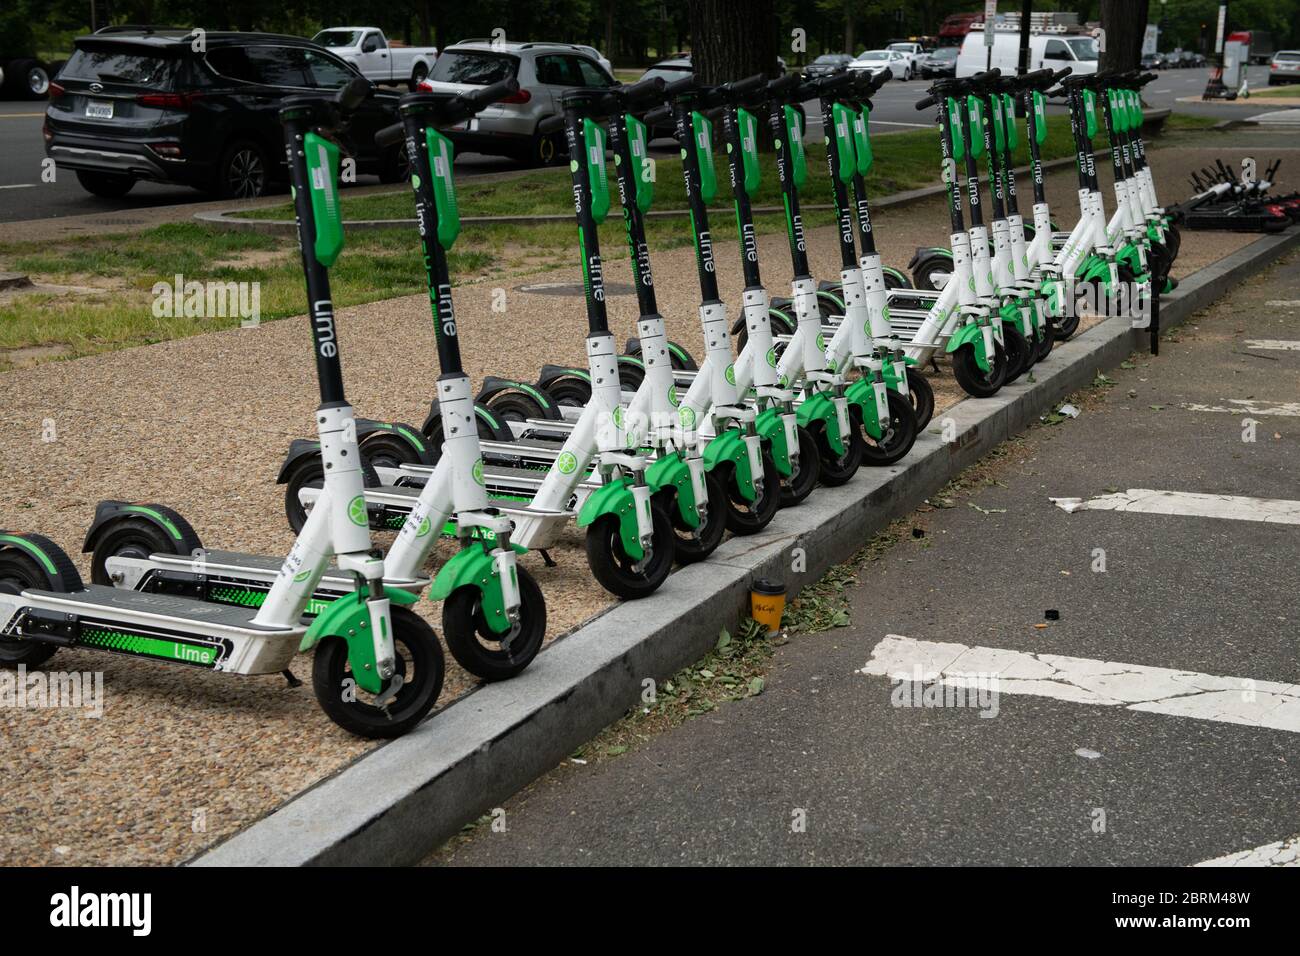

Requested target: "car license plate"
[{"left": 86, "top": 100, "right": 114, "bottom": 119}]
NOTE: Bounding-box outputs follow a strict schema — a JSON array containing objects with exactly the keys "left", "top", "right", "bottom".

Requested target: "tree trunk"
[
  {"left": 688, "top": 0, "right": 780, "bottom": 84},
  {"left": 843, "top": 0, "right": 854, "bottom": 56},
  {"left": 1099, "top": 0, "right": 1149, "bottom": 73}
]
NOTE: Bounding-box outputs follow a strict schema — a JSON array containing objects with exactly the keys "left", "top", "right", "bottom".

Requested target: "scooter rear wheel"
[
  {"left": 905, "top": 368, "right": 935, "bottom": 431},
  {"left": 951, "top": 341, "right": 1008, "bottom": 398},
  {"left": 443, "top": 564, "right": 546, "bottom": 681},
  {"left": 719, "top": 451, "right": 781, "bottom": 535},
  {"left": 0, "top": 548, "right": 68, "bottom": 668},
  {"left": 585, "top": 501, "right": 675, "bottom": 599},
  {"left": 662, "top": 468, "right": 727, "bottom": 564},
  {"left": 90, "top": 517, "right": 181, "bottom": 586},
  {"left": 312, "top": 605, "right": 445, "bottom": 738},
  {"left": 859, "top": 390, "right": 918, "bottom": 466},
  {"left": 778, "top": 425, "right": 821, "bottom": 507}
]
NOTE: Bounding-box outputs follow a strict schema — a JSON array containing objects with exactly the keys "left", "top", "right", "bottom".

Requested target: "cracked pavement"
[{"left": 427, "top": 251, "right": 1300, "bottom": 866}]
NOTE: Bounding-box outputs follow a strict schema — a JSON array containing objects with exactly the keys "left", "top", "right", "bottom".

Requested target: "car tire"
[
  {"left": 529, "top": 129, "right": 563, "bottom": 167},
  {"left": 215, "top": 140, "right": 269, "bottom": 199},
  {"left": 10, "top": 59, "right": 50, "bottom": 99},
  {"left": 75, "top": 170, "right": 135, "bottom": 198}
]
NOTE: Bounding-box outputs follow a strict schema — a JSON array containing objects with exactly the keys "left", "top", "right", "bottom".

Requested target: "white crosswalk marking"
[
  {"left": 1181, "top": 398, "right": 1300, "bottom": 417},
  {"left": 860, "top": 635, "right": 1300, "bottom": 732},
  {"left": 1051, "top": 488, "right": 1300, "bottom": 525},
  {"left": 1195, "top": 835, "right": 1300, "bottom": 867},
  {"left": 1243, "top": 339, "right": 1300, "bottom": 350}
]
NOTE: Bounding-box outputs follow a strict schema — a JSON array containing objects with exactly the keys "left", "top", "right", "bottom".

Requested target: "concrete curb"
[
  {"left": 195, "top": 112, "right": 1171, "bottom": 235},
  {"left": 192, "top": 225, "right": 1300, "bottom": 867}
]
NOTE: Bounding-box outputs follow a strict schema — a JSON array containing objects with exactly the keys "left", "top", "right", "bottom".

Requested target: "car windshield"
[
  {"left": 428, "top": 50, "right": 518, "bottom": 85},
  {"left": 857, "top": 52, "right": 887, "bottom": 61},
  {"left": 887, "top": 44, "right": 912, "bottom": 52},
  {"left": 931, "top": 48, "right": 957, "bottom": 60},
  {"left": 813, "top": 55, "right": 845, "bottom": 64},
  {"left": 62, "top": 47, "right": 179, "bottom": 88},
  {"left": 312, "top": 31, "right": 362, "bottom": 48},
  {"left": 1276, "top": 52, "right": 1300, "bottom": 61},
  {"left": 1065, "top": 37, "right": 1098, "bottom": 59}
]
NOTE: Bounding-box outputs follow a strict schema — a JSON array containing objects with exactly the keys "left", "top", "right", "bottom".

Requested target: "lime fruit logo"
[
  {"left": 472, "top": 457, "right": 485, "bottom": 486},
  {"left": 557, "top": 451, "right": 578, "bottom": 475},
  {"left": 724, "top": 364, "right": 736, "bottom": 386},
  {"left": 766, "top": 347, "right": 777, "bottom": 368},
  {"left": 816, "top": 333, "right": 825, "bottom": 351},
  {"left": 411, "top": 173, "right": 421, "bottom": 189},
  {"left": 612, "top": 406, "right": 625, "bottom": 428},
  {"left": 668, "top": 385, "right": 679, "bottom": 407},
  {"left": 417, "top": 516, "right": 432, "bottom": 537},
  {"left": 293, "top": 569, "right": 312, "bottom": 583},
  {"left": 679, "top": 406, "right": 697, "bottom": 429},
  {"left": 347, "top": 495, "right": 368, "bottom": 527},
  {"left": 570, "top": 160, "right": 579, "bottom": 173}
]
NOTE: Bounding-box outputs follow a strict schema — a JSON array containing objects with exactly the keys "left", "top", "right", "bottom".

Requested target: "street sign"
[
  {"left": 984, "top": 0, "right": 997, "bottom": 47},
  {"left": 1215, "top": 4, "right": 1227, "bottom": 54},
  {"left": 1142, "top": 25, "right": 1159, "bottom": 56}
]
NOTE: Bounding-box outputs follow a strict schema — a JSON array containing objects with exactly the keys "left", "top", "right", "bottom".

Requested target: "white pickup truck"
[{"left": 312, "top": 27, "right": 438, "bottom": 89}]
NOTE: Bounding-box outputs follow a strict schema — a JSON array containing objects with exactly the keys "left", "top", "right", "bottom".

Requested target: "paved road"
[
  {"left": 0, "top": 64, "right": 1286, "bottom": 225},
  {"left": 429, "top": 248, "right": 1300, "bottom": 866}
]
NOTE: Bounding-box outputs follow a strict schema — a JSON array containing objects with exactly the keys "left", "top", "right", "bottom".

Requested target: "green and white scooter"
[
  {"left": 91, "top": 82, "right": 547, "bottom": 685},
  {"left": 1, "top": 80, "right": 445, "bottom": 737},
  {"left": 303, "top": 83, "right": 678, "bottom": 599}
]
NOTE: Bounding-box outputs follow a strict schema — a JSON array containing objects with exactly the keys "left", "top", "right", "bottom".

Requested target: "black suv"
[{"left": 45, "top": 29, "right": 405, "bottom": 199}]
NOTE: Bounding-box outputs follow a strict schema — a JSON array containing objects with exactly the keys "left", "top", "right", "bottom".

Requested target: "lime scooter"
[
  {"left": 294, "top": 83, "right": 679, "bottom": 600},
  {"left": 94, "top": 83, "right": 547, "bottom": 684},
  {"left": 892, "top": 72, "right": 1010, "bottom": 398},
  {"left": 470, "top": 78, "right": 733, "bottom": 561},
  {"left": 0, "top": 80, "right": 444, "bottom": 737}
]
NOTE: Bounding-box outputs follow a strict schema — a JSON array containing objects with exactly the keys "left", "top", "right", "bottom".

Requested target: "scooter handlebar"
[{"left": 376, "top": 78, "right": 521, "bottom": 147}]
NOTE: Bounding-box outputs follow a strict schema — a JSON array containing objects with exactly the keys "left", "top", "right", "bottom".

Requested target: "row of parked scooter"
[
  {"left": 0, "top": 64, "right": 1179, "bottom": 738},
  {"left": 1178, "top": 158, "right": 1300, "bottom": 232}
]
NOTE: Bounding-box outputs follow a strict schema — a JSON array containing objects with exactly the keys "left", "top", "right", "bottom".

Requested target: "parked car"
[
  {"left": 44, "top": 29, "right": 405, "bottom": 199},
  {"left": 1269, "top": 50, "right": 1300, "bottom": 85},
  {"left": 804, "top": 53, "right": 854, "bottom": 78},
  {"left": 886, "top": 41, "right": 927, "bottom": 76},
  {"left": 417, "top": 40, "right": 615, "bottom": 166},
  {"left": 312, "top": 26, "right": 438, "bottom": 89},
  {"left": 921, "top": 45, "right": 958, "bottom": 78},
  {"left": 573, "top": 45, "right": 613, "bottom": 75},
  {"left": 851, "top": 50, "right": 911, "bottom": 80},
  {"left": 1140, "top": 52, "right": 1166, "bottom": 70},
  {"left": 957, "top": 31, "right": 1098, "bottom": 78}
]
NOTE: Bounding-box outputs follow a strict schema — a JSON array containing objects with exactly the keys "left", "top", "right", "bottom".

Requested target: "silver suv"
[{"left": 418, "top": 40, "right": 615, "bottom": 165}]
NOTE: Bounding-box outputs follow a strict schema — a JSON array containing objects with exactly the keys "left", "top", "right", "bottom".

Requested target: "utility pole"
[{"left": 1017, "top": 0, "right": 1032, "bottom": 76}]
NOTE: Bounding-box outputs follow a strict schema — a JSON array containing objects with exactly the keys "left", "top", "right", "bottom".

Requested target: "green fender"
[
  {"left": 1077, "top": 254, "right": 1113, "bottom": 286},
  {"left": 428, "top": 543, "right": 514, "bottom": 636},
  {"left": 576, "top": 476, "right": 644, "bottom": 561},
  {"left": 795, "top": 390, "right": 845, "bottom": 456},
  {"left": 845, "top": 378, "right": 882, "bottom": 439},
  {"left": 945, "top": 323, "right": 990, "bottom": 372},
  {"left": 645, "top": 451, "right": 699, "bottom": 529},
  {"left": 703, "top": 428, "right": 757, "bottom": 502},
  {"left": 755, "top": 407, "right": 792, "bottom": 478},
  {"left": 300, "top": 587, "right": 419, "bottom": 695},
  {"left": 999, "top": 299, "right": 1031, "bottom": 336}
]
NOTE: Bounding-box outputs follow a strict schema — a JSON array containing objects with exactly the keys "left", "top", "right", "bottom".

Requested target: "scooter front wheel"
[
  {"left": 951, "top": 341, "right": 1007, "bottom": 398},
  {"left": 1002, "top": 324, "right": 1032, "bottom": 383},
  {"left": 443, "top": 564, "right": 546, "bottom": 682},
  {"left": 720, "top": 451, "right": 781, "bottom": 535},
  {"left": 312, "top": 605, "right": 445, "bottom": 739},
  {"left": 860, "top": 390, "right": 917, "bottom": 466},
  {"left": 1034, "top": 324, "right": 1054, "bottom": 363},
  {"left": 905, "top": 368, "right": 935, "bottom": 431},
  {"left": 814, "top": 419, "right": 864, "bottom": 487},
  {"left": 778, "top": 425, "right": 821, "bottom": 507},
  {"left": 585, "top": 501, "right": 675, "bottom": 599},
  {"left": 662, "top": 468, "right": 727, "bottom": 564},
  {"left": 0, "top": 546, "right": 69, "bottom": 668}
]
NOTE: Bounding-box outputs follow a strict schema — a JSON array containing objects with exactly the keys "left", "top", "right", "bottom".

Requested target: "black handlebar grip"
[
  {"left": 643, "top": 104, "right": 672, "bottom": 125},
  {"left": 766, "top": 72, "right": 800, "bottom": 97},
  {"left": 726, "top": 72, "right": 769, "bottom": 99},
  {"left": 870, "top": 70, "right": 892, "bottom": 92},
  {"left": 815, "top": 70, "right": 858, "bottom": 97},
  {"left": 335, "top": 76, "right": 373, "bottom": 114},
  {"left": 375, "top": 122, "right": 404, "bottom": 148},
  {"left": 662, "top": 74, "right": 698, "bottom": 98},
  {"left": 915, "top": 94, "right": 938, "bottom": 111},
  {"left": 621, "top": 75, "right": 668, "bottom": 107},
  {"left": 1054, "top": 67, "right": 1074, "bottom": 81}
]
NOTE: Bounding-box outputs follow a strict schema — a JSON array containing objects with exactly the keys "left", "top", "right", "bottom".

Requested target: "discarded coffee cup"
[{"left": 751, "top": 579, "right": 787, "bottom": 636}]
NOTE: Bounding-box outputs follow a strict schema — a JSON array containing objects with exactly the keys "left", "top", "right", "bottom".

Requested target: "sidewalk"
[{"left": 428, "top": 250, "right": 1300, "bottom": 866}]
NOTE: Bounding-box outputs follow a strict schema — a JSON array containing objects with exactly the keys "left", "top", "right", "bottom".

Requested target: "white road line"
[
  {"left": 1243, "top": 339, "right": 1300, "bottom": 350},
  {"left": 1050, "top": 488, "right": 1300, "bottom": 525},
  {"left": 1195, "top": 835, "right": 1300, "bottom": 867},
  {"left": 1181, "top": 398, "right": 1300, "bottom": 417},
  {"left": 860, "top": 635, "right": 1300, "bottom": 732},
  {"left": 1263, "top": 300, "right": 1300, "bottom": 308},
  {"left": 0, "top": 184, "right": 35, "bottom": 190},
  {"left": 1154, "top": 88, "right": 1171, "bottom": 93}
]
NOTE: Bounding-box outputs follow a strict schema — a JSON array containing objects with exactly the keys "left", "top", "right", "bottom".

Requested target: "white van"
[{"left": 956, "top": 31, "right": 1098, "bottom": 78}]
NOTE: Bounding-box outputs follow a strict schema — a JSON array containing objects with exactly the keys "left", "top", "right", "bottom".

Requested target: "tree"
[
  {"left": 687, "top": 0, "right": 780, "bottom": 83},
  {"left": 1099, "top": 0, "right": 1148, "bottom": 72}
]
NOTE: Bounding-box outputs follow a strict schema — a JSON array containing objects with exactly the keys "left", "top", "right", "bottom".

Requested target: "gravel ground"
[{"left": 0, "top": 142, "right": 1280, "bottom": 865}]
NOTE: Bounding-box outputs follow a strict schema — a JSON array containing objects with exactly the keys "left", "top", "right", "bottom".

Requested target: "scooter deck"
[
  {"left": 21, "top": 584, "right": 299, "bottom": 635},
  {"left": 144, "top": 549, "right": 424, "bottom": 592}
]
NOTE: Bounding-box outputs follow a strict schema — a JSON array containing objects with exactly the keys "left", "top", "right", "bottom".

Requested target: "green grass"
[{"left": 1246, "top": 84, "right": 1300, "bottom": 98}]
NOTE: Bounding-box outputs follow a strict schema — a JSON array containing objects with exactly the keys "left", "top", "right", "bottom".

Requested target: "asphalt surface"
[
  {"left": 0, "top": 63, "right": 1285, "bottom": 225},
  {"left": 428, "top": 249, "right": 1300, "bottom": 866}
]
